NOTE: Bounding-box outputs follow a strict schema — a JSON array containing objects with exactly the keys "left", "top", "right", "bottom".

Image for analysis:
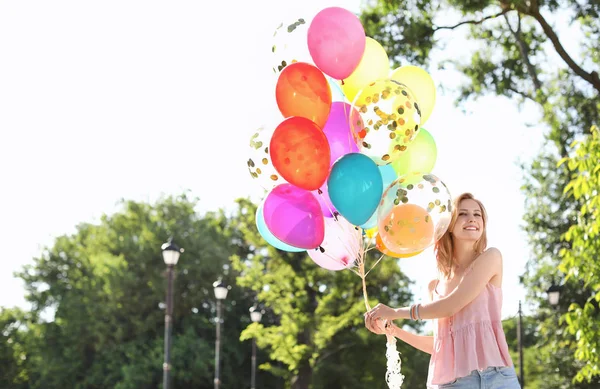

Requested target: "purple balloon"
[
  {"left": 313, "top": 102, "right": 361, "bottom": 217},
  {"left": 263, "top": 184, "right": 325, "bottom": 249},
  {"left": 323, "top": 102, "right": 360, "bottom": 166},
  {"left": 313, "top": 180, "right": 335, "bottom": 218}
]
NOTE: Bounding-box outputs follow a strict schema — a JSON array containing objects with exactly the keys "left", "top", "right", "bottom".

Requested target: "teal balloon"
[
  {"left": 360, "top": 211, "right": 378, "bottom": 229},
  {"left": 379, "top": 164, "right": 397, "bottom": 190},
  {"left": 255, "top": 202, "right": 304, "bottom": 252},
  {"left": 327, "top": 77, "right": 347, "bottom": 102},
  {"left": 328, "top": 153, "right": 383, "bottom": 226},
  {"left": 359, "top": 165, "right": 398, "bottom": 229}
]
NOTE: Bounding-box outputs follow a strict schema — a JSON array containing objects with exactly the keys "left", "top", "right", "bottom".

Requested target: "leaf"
[{"left": 556, "top": 156, "right": 569, "bottom": 168}]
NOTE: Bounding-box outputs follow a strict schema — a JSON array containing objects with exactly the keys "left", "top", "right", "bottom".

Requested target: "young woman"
[{"left": 365, "top": 192, "right": 520, "bottom": 388}]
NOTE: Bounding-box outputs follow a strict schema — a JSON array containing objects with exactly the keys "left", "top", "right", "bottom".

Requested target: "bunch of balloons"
[{"left": 247, "top": 6, "right": 452, "bottom": 271}]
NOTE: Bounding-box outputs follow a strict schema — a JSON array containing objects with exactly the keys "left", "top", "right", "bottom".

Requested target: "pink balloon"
[
  {"left": 307, "top": 7, "right": 366, "bottom": 80},
  {"left": 308, "top": 216, "right": 362, "bottom": 271},
  {"left": 312, "top": 102, "right": 361, "bottom": 217},
  {"left": 263, "top": 184, "right": 325, "bottom": 249}
]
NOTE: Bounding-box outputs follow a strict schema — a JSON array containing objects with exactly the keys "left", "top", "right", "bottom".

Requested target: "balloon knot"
[
  {"left": 319, "top": 246, "right": 325, "bottom": 253},
  {"left": 333, "top": 212, "right": 339, "bottom": 221},
  {"left": 341, "top": 79, "right": 345, "bottom": 85},
  {"left": 318, "top": 189, "right": 323, "bottom": 194}
]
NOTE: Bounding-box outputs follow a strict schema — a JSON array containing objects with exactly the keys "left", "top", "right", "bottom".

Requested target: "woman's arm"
[
  {"left": 389, "top": 324, "right": 434, "bottom": 354},
  {"left": 365, "top": 319, "right": 434, "bottom": 354},
  {"left": 367, "top": 248, "right": 503, "bottom": 322},
  {"left": 406, "top": 248, "right": 502, "bottom": 319}
]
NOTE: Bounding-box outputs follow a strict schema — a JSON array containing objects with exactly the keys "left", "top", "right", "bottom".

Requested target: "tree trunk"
[
  {"left": 287, "top": 257, "right": 318, "bottom": 389},
  {"left": 290, "top": 362, "right": 313, "bottom": 389}
]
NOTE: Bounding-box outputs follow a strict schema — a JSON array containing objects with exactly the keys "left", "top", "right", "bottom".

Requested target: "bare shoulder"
[
  {"left": 480, "top": 247, "right": 502, "bottom": 262},
  {"left": 474, "top": 247, "right": 503, "bottom": 279},
  {"left": 481, "top": 247, "right": 503, "bottom": 286},
  {"left": 427, "top": 279, "right": 438, "bottom": 300},
  {"left": 427, "top": 279, "right": 438, "bottom": 292}
]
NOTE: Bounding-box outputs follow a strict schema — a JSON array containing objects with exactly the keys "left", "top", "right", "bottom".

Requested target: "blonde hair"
[{"left": 434, "top": 192, "right": 488, "bottom": 278}]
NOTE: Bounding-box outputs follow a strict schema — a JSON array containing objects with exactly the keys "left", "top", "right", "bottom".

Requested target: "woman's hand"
[
  {"left": 365, "top": 303, "right": 398, "bottom": 327},
  {"left": 364, "top": 315, "right": 387, "bottom": 335}
]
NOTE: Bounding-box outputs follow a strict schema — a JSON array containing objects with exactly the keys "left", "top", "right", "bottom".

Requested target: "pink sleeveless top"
[{"left": 426, "top": 270, "right": 513, "bottom": 387}]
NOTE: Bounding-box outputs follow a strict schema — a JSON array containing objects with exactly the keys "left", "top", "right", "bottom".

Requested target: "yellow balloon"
[
  {"left": 376, "top": 233, "right": 423, "bottom": 258},
  {"left": 364, "top": 226, "right": 378, "bottom": 239},
  {"left": 342, "top": 37, "right": 389, "bottom": 104},
  {"left": 390, "top": 66, "right": 436, "bottom": 124}
]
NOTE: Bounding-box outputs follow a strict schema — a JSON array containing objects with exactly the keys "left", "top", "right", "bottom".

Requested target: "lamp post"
[
  {"left": 249, "top": 304, "right": 263, "bottom": 389},
  {"left": 213, "top": 279, "right": 229, "bottom": 389},
  {"left": 547, "top": 282, "right": 561, "bottom": 308},
  {"left": 161, "top": 237, "right": 183, "bottom": 389},
  {"left": 517, "top": 300, "right": 524, "bottom": 388}
]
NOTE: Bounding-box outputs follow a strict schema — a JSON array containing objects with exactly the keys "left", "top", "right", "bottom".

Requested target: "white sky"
[{"left": 2, "top": 0, "right": 581, "bottom": 324}]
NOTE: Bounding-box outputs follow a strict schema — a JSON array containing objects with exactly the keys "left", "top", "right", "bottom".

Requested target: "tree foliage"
[
  {"left": 6, "top": 195, "right": 276, "bottom": 389},
  {"left": 558, "top": 126, "right": 600, "bottom": 382}
]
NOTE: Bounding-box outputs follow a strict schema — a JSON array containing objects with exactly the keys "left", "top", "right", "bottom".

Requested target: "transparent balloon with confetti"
[
  {"left": 271, "top": 16, "right": 312, "bottom": 75},
  {"left": 377, "top": 172, "right": 452, "bottom": 255},
  {"left": 351, "top": 79, "right": 422, "bottom": 165},
  {"left": 246, "top": 123, "right": 288, "bottom": 191}
]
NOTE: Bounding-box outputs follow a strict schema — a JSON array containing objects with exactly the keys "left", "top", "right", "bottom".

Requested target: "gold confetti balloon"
[
  {"left": 246, "top": 124, "right": 288, "bottom": 191},
  {"left": 376, "top": 172, "right": 452, "bottom": 254},
  {"left": 271, "top": 17, "right": 312, "bottom": 75},
  {"left": 350, "top": 79, "right": 422, "bottom": 165}
]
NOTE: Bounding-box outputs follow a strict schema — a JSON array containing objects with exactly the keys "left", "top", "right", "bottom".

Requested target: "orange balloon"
[
  {"left": 275, "top": 62, "right": 332, "bottom": 129},
  {"left": 375, "top": 233, "right": 423, "bottom": 258},
  {"left": 379, "top": 203, "right": 434, "bottom": 254},
  {"left": 270, "top": 117, "right": 331, "bottom": 191}
]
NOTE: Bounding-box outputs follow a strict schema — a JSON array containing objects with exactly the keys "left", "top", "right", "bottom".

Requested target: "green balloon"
[{"left": 391, "top": 128, "right": 437, "bottom": 176}]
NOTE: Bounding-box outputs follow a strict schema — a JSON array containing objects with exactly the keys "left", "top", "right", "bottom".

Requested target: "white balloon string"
[
  {"left": 365, "top": 253, "right": 385, "bottom": 277},
  {"left": 384, "top": 335, "right": 404, "bottom": 389}
]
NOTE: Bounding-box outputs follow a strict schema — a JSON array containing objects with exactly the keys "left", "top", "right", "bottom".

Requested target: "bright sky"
[{"left": 3, "top": 0, "right": 575, "bottom": 325}]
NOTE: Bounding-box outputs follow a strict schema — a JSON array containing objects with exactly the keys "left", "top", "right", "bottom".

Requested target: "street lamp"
[
  {"left": 250, "top": 304, "right": 263, "bottom": 323},
  {"left": 517, "top": 300, "right": 524, "bottom": 388},
  {"left": 213, "top": 279, "right": 229, "bottom": 389},
  {"left": 249, "top": 304, "right": 263, "bottom": 389},
  {"left": 161, "top": 237, "right": 183, "bottom": 389},
  {"left": 547, "top": 283, "right": 561, "bottom": 308}
]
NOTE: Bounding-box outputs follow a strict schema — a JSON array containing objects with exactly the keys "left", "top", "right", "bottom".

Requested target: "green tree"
[
  {"left": 361, "top": 0, "right": 599, "bottom": 99},
  {"left": 14, "top": 194, "right": 277, "bottom": 389},
  {"left": 227, "top": 199, "right": 429, "bottom": 389},
  {"left": 558, "top": 126, "right": 600, "bottom": 382},
  {"left": 0, "top": 307, "right": 30, "bottom": 389},
  {"left": 502, "top": 315, "right": 558, "bottom": 389}
]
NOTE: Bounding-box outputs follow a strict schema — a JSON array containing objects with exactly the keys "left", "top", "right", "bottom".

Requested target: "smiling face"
[
  {"left": 451, "top": 198, "right": 485, "bottom": 242},
  {"left": 435, "top": 192, "right": 489, "bottom": 277}
]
